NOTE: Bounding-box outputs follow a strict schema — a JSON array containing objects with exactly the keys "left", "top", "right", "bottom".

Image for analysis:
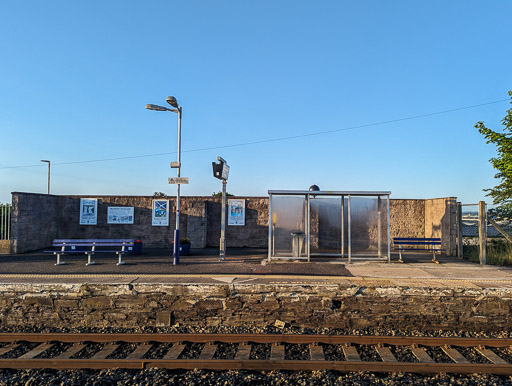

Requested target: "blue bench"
[
  {"left": 45, "top": 239, "right": 142, "bottom": 266},
  {"left": 393, "top": 237, "right": 443, "bottom": 263}
]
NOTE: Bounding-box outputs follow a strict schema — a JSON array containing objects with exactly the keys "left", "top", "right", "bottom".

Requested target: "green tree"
[
  {"left": 212, "top": 191, "right": 234, "bottom": 197},
  {"left": 475, "top": 90, "right": 512, "bottom": 219}
]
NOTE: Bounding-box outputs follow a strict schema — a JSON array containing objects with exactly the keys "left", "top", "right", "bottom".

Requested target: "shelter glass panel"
[
  {"left": 310, "top": 197, "right": 342, "bottom": 255},
  {"left": 347, "top": 196, "right": 389, "bottom": 257},
  {"left": 270, "top": 195, "right": 307, "bottom": 258}
]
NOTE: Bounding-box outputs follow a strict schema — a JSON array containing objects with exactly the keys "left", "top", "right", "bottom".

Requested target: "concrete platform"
[
  {"left": 1, "top": 248, "right": 512, "bottom": 332},
  {"left": 1, "top": 248, "right": 511, "bottom": 289}
]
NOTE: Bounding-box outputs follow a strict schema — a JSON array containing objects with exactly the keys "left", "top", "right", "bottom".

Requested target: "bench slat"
[
  {"left": 51, "top": 246, "right": 133, "bottom": 248},
  {"left": 394, "top": 242, "right": 441, "bottom": 246},
  {"left": 396, "top": 248, "right": 443, "bottom": 252},
  {"left": 52, "top": 242, "right": 134, "bottom": 246},
  {"left": 53, "top": 239, "right": 135, "bottom": 243},
  {"left": 393, "top": 238, "right": 441, "bottom": 242}
]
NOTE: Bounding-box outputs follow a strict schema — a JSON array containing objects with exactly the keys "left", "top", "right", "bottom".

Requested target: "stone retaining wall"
[
  {"left": 0, "top": 282, "right": 510, "bottom": 333},
  {"left": 9, "top": 193, "right": 457, "bottom": 255}
]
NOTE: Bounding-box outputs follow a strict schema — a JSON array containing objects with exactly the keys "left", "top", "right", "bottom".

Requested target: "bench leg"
[
  {"left": 432, "top": 250, "right": 439, "bottom": 264},
  {"left": 55, "top": 253, "right": 65, "bottom": 266},
  {"left": 398, "top": 246, "right": 403, "bottom": 263},
  {"left": 86, "top": 253, "right": 96, "bottom": 266},
  {"left": 117, "top": 252, "right": 126, "bottom": 266}
]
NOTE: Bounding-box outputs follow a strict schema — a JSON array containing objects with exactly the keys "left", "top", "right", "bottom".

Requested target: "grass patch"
[
  {"left": 463, "top": 239, "right": 512, "bottom": 265},
  {"left": 487, "top": 239, "right": 512, "bottom": 265},
  {"left": 463, "top": 245, "right": 480, "bottom": 263}
]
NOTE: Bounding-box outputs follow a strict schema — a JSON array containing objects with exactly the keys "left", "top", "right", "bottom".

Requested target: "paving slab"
[{"left": 1, "top": 248, "right": 512, "bottom": 289}]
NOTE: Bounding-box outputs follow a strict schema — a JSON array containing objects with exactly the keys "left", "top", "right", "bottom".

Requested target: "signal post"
[{"left": 212, "top": 157, "right": 230, "bottom": 261}]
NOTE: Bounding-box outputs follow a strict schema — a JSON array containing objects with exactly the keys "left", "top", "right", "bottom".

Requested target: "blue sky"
[{"left": 0, "top": 1, "right": 511, "bottom": 206}]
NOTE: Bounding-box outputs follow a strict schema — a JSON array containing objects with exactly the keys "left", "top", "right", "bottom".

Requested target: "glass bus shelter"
[{"left": 268, "top": 190, "right": 391, "bottom": 263}]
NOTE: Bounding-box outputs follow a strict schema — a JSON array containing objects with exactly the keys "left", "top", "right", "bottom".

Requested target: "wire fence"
[{"left": 0, "top": 204, "right": 11, "bottom": 240}]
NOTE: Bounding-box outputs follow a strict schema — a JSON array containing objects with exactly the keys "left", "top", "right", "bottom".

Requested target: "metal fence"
[{"left": 0, "top": 204, "right": 11, "bottom": 240}]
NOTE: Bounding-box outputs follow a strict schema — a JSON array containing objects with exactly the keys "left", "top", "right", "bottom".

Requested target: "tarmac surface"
[{"left": 1, "top": 248, "right": 512, "bottom": 288}]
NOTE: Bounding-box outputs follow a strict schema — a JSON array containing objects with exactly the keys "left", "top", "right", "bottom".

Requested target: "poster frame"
[
  {"left": 152, "top": 199, "right": 170, "bottom": 226},
  {"left": 228, "top": 199, "right": 245, "bottom": 226},
  {"left": 79, "top": 198, "right": 98, "bottom": 225},
  {"left": 107, "top": 206, "right": 134, "bottom": 224}
]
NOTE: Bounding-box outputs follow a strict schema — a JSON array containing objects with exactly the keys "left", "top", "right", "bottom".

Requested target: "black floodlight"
[
  {"left": 145, "top": 104, "right": 168, "bottom": 111},
  {"left": 166, "top": 96, "right": 179, "bottom": 108},
  {"left": 309, "top": 184, "right": 320, "bottom": 192}
]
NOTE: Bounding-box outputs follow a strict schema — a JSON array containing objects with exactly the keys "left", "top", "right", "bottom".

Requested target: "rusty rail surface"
[{"left": 0, "top": 333, "right": 511, "bottom": 375}]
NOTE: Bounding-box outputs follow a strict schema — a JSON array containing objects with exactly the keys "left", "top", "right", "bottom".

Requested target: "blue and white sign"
[
  {"left": 79, "top": 198, "right": 97, "bottom": 225},
  {"left": 152, "top": 199, "right": 169, "bottom": 226},
  {"left": 107, "top": 207, "right": 134, "bottom": 224},
  {"left": 228, "top": 199, "right": 245, "bottom": 226}
]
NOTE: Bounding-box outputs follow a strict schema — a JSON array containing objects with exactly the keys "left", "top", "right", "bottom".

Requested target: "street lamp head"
[
  {"left": 41, "top": 160, "right": 50, "bottom": 163},
  {"left": 166, "top": 96, "right": 179, "bottom": 108},
  {"left": 145, "top": 104, "right": 169, "bottom": 112}
]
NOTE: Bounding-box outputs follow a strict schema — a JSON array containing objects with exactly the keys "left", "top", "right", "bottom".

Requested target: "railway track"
[{"left": 0, "top": 333, "right": 511, "bottom": 375}]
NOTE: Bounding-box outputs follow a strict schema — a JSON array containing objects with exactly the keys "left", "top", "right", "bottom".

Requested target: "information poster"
[
  {"left": 79, "top": 198, "right": 98, "bottom": 225},
  {"left": 107, "top": 207, "right": 134, "bottom": 224},
  {"left": 228, "top": 199, "right": 245, "bottom": 226},
  {"left": 152, "top": 199, "right": 169, "bottom": 226}
]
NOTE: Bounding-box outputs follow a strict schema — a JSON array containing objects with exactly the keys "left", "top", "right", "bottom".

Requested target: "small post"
[
  {"left": 478, "top": 201, "right": 487, "bottom": 265},
  {"left": 377, "top": 196, "right": 382, "bottom": 258},
  {"left": 347, "top": 195, "right": 352, "bottom": 263},
  {"left": 268, "top": 194, "right": 273, "bottom": 261},
  {"left": 341, "top": 196, "right": 344, "bottom": 257},
  {"left": 220, "top": 179, "right": 227, "bottom": 262},
  {"left": 456, "top": 202, "right": 463, "bottom": 258},
  {"left": 386, "top": 194, "right": 391, "bottom": 263},
  {"left": 306, "top": 194, "right": 310, "bottom": 262}
]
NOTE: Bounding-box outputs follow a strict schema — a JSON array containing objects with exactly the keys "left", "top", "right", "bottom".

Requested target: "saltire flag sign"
[{"left": 152, "top": 199, "right": 169, "bottom": 226}]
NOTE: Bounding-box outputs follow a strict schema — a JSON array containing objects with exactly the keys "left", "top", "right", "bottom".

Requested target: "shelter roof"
[{"left": 268, "top": 190, "right": 391, "bottom": 196}]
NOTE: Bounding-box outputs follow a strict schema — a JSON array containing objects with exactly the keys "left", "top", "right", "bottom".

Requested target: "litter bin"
[
  {"left": 126, "top": 240, "right": 143, "bottom": 255},
  {"left": 291, "top": 232, "right": 306, "bottom": 257}
]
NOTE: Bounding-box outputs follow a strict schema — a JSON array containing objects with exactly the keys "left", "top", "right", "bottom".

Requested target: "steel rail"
[
  {"left": 0, "top": 333, "right": 512, "bottom": 347},
  {"left": 0, "top": 359, "right": 510, "bottom": 375},
  {"left": 0, "top": 333, "right": 511, "bottom": 374}
]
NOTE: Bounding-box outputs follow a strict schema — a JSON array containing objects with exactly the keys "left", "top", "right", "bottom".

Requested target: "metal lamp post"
[
  {"left": 146, "top": 96, "right": 183, "bottom": 265},
  {"left": 41, "top": 160, "right": 50, "bottom": 194}
]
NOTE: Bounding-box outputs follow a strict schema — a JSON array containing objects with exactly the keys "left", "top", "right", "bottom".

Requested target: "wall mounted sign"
[
  {"left": 107, "top": 207, "right": 134, "bottom": 224},
  {"left": 228, "top": 199, "right": 245, "bottom": 226},
  {"left": 79, "top": 198, "right": 97, "bottom": 225},
  {"left": 152, "top": 199, "right": 169, "bottom": 226},
  {"left": 168, "top": 177, "right": 189, "bottom": 184}
]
